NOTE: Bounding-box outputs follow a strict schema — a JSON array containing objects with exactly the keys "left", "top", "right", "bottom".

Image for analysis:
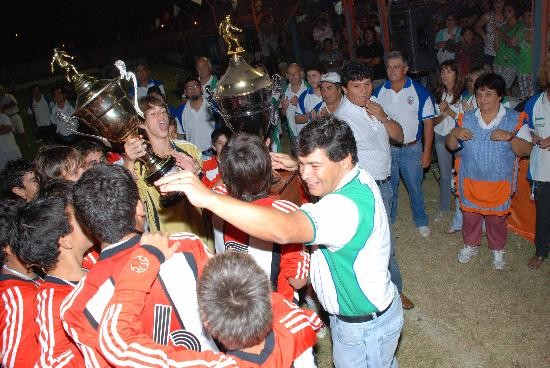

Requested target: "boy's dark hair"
[
  {"left": 219, "top": 133, "right": 271, "bottom": 201},
  {"left": 138, "top": 95, "right": 168, "bottom": 117},
  {"left": 340, "top": 62, "right": 373, "bottom": 87},
  {"left": 0, "top": 199, "right": 24, "bottom": 266},
  {"left": 73, "top": 139, "right": 106, "bottom": 157},
  {"left": 211, "top": 126, "right": 233, "bottom": 144},
  {"left": 73, "top": 164, "right": 139, "bottom": 244},
  {"left": 184, "top": 76, "right": 201, "bottom": 88},
  {"left": 147, "top": 85, "right": 165, "bottom": 98},
  {"left": 34, "top": 145, "right": 83, "bottom": 186},
  {"left": 35, "top": 180, "right": 74, "bottom": 203},
  {"left": 474, "top": 73, "right": 506, "bottom": 97},
  {"left": 297, "top": 115, "right": 358, "bottom": 165},
  {"left": 12, "top": 196, "right": 71, "bottom": 272},
  {"left": 198, "top": 252, "right": 272, "bottom": 350},
  {"left": 0, "top": 158, "right": 35, "bottom": 198}
]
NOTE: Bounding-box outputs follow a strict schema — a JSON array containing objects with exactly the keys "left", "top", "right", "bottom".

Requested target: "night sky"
[{"left": 3, "top": 0, "right": 188, "bottom": 66}]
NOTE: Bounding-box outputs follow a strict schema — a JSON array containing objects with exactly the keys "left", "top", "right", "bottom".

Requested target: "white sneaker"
[
  {"left": 492, "top": 250, "right": 506, "bottom": 270},
  {"left": 458, "top": 245, "right": 479, "bottom": 263},
  {"left": 316, "top": 326, "right": 327, "bottom": 339},
  {"left": 418, "top": 226, "right": 430, "bottom": 237}
]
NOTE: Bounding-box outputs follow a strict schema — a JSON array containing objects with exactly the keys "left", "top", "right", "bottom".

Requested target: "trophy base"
[{"left": 143, "top": 156, "right": 186, "bottom": 208}]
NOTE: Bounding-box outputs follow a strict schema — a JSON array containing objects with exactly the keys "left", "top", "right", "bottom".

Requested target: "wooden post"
[
  {"left": 377, "top": 0, "right": 391, "bottom": 54},
  {"left": 532, "top": 0, "right": 549, "bottom": 89}
]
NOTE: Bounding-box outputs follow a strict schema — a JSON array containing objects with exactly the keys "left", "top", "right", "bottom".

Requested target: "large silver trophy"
[
  {"left": 207, "top": 16, "right": 300, "bottom": 201},
  {"left": 50, "top": 49, "right": 184, "bottom": 205}
]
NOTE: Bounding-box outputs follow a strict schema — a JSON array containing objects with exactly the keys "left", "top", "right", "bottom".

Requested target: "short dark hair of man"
[
  {"left": 474, "top": 73, "right": 506, "bottom": 97},
  {"left": 184, "top": 76, "right": 201, "bottom": 88},
  {"left": 219, "top": 133, "right": 271, "bottom": 201},
  {"left": 198, "top": 252, "right": 272, "bottom": 351},
  {"left": 35, "top": 180, "right": 74, "bottom": 203},
  {"left": 73, "top": 139, "right": 106, "bottom": 157},
  {"left": 0, "top": 199, "right": 23, "bottom": 266},
  {"left": 138, "top": 95, "right": 168, "bottom": 117},
  {"left": 211, "top": 126, "right": 233, "bottom": 144},
  {"left": 73, "top": 164, "right": 139, "bottom": 244},
  {"left": 340, "top": 62, "right": 373, "bottom": 87},
  {"left": 297, "top": 115, "right": 358, "bottom": 165},
  {"left": 12, "top": 196, "right": 71, "bottom": 272},
  {"left": 147, "top": 86, "right": 165, "bottom": 98},
  {"left": 0, "top": 158, "right": 35, "bottom": 198},
  {"left": 34, "top": 145, "right": 83, "bottom": 186}
]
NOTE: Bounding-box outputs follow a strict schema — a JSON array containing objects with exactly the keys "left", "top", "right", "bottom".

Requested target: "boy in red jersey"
[
  {"left": 212, "top": 133, "right": 310, "bottom": 302},
  {"left": 201, "top": 126, "right": 232, "bottom": 189},
  {"left": 100, "top": 235, "right": 321, "bottom": 367},
  {"left": 61, "top": 164, "right": 230, "bottom": 367},
  {"left": 13, "top": 180, "right": 92, "bottom": 367},
  {"left": 0, "top": 199, "right": 40, "bottom": 368}
]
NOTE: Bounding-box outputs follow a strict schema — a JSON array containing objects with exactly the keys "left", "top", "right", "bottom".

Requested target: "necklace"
[{"left": 2, "top": 265, "right": 40, "bottom": 286}]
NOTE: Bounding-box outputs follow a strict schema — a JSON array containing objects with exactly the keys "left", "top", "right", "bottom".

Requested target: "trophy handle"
[
  {"left": 204, "top": 85, "right": 235, "bottom": 132},
  {"left": 269, "top": 74, "right": 284, "bottom": 128},
  {"left": 114, "top": 60, "right": 145, "bottom": 119},
  {"left": 55, "top": 111, "right": 112, "bottom": 148}
]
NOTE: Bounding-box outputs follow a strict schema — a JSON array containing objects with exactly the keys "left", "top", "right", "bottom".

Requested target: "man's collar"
[
  {"left": 333, "top": 165, "right": 360, "bottom": 193},
  {"left": 383, "top": 77, "right": 411, "bottom": 90}
]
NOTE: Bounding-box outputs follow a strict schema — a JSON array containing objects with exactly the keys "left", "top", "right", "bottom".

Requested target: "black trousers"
[{"left": 534, "top": 181, "right": 550, "bottom": 258}]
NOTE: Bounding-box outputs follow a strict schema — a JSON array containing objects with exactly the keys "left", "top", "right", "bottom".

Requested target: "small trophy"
[{"left": 50, "top": 49, "right": 183, "bottom": 205}]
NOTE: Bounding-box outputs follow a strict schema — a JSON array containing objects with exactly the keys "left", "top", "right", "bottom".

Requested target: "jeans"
[
  {"left": 434, "top": 133, "right": 452, "bottom": 212},
  {"left": 379, "top": 181, "right": 403, "bottom": 292},
  {"left": 534, "top": 181, "right": 550, "bottom": 258},
  {"left": 450, "top": 197, "right": 463, "bottom": 231},
  {"left": 330, "top": 285, "right": 404, "bottom": 368},
  {"left": 390, "top": 142, "right": 429, "bottom": 227}
]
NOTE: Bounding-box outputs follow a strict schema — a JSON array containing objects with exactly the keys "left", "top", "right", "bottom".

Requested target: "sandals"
[
  {"left": 446, "top": 228, "right": 460, "bottom": 234},
  {"left": 527, "top": 255, "right": 545, "bottom": 270}
]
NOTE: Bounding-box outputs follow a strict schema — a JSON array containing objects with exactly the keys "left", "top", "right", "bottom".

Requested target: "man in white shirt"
[
  {"left": 27, "top": 85, "right": 53, "bottom": 141},
  {"left": 176, "top": 77, "right": 217, "bottom": 153},
  {"left": 196, "top": 57, "right": 219, "bottom": 98},
  {"left": 281, "top": 63, "right": 308, "bottom": 143},
  {"left": 0, "top": 84, "right": 26, "bottom": 147},
  {"left": 132, "top": 63, "right": 165, "bottom": 99},
  {"left": 295, "top": 65, "right": 323, "bottom": 132},
  {"left": 524, "top": 58, "right": 550, "bottom": 269},
  {"left": 50, "top": 86, "right": 77, "bottom": 144},
  {"left": 373, "top": 51, "right": 436, "bottom": 237},
  {"left": 335, "top": 62, "right": 414, "bottom": 310},
  {"left": 0, "top": 106, "right": 22, "bottom": 170}
]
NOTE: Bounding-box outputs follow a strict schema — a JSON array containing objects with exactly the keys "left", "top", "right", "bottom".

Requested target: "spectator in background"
[
  {"left": 50, "top": 86, "right": 78, "bottom": 144},
  {"left": 312, "top": 13, "right": 334, "bottom": 49},
  {"left": 131, "top": 62, "right": 165, "bottom": 99},
  {"left": 493, "top": 3, "right": 526, "bottom": 96},
  {"left": 435, "top": 14, "right": 462, "bottom": 64},
  {"left": 27, "top": 84, "right": 54, "bottom": 142},
  {"left": 453, "top": 27, "right": 485, "bottom": 75},
  {"left": 0, "top": 84, "right": 25, "bottom": 145},
  {"left": 196, "top": 57, "right": 218, "bottom": 98},
  {"left": 319, "top": 38, "right": 344, "bottom": 72},
  {"left": 295, "top": 65, "right": 324, "bottom": 133},
  {"left": 281, "top": 63, "right": 308, "bottom": 144},
  {"left": 356, "top": 25, "right": 386, "bottom": 85},
  {"left": 0, "top": 105, "right": 22, "bottom": 170},
  {"left": 313, "top": 72, "right": 344, "bottom": 119},
  {"left": 475, "top": 0, "right": 506, "bottom": 66},
  {"left": 524, "top": 57, "right": 550, "bottom": 269},
  {"left": 432, "top": 60, "right": 464, "bottom": 224},
  {"left": 447, "top": 73, "right": 532, "bottom": 270},
  {"left": 202, "top": 126, "right": 232, "bottom": 189},
  {"left": 517, "top": 9, "right": 533, "bottom": 100}
]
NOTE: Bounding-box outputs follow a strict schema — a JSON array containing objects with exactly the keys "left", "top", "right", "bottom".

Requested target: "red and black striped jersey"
[
  {"left": 0, "top": 274, "right": 40, "bottom": 368},
  {"left": 81, "top": 245, "right": 100, "bottom": 272},
  {"left": 61, "top": 233, "right": 218, "bottom": 368},
  {"left": 212, "top": 196, "right": 310, "bottom": 302},
  {"left": 35, "top": 276, "right": 85, "bottom": 367}
]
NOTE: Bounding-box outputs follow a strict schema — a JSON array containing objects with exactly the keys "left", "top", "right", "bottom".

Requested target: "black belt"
[
  {"left": 334, "top": 299, "right": 393, "bottom": 323},
  {"left": 394, "top": 139, "right": 418, "bottom": 148},
  {"left": 376, "top": 176, "right": 391, "bottom": 186}
]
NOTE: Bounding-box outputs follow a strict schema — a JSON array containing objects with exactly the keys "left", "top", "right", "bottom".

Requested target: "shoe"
[
  {"left": 491, "top": 250, "right": 506, "bottom": 270},
  {"left": 458, "top": 245, "right": 479, "bottom": 263},
  {"left": 400, "top": 293, "right": 415, "bottom": 310},
  {"left": 316, "top": 326, "right": 327, "bottom": 339},
  {"left": 418, "top": 226, "right": 430, "bottom": 237},
  {"left": 446, "top": 227, "right": 460, "bottom": 234},
  {"left": 527, "top": 255, "right": 545, "bottom": 270}
]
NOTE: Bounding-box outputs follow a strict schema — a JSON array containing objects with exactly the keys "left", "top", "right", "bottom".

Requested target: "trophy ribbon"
[{"left": 114, "top": 60, "right": 145, "bottom": 119}]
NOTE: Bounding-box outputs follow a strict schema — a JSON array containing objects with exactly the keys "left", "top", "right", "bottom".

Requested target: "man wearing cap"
[
  {"left": 373, "top": 51, "right": 435, "bottom": 238},
  {"left": 310, "top": 72, "right": 344, "bottom": 119},
  {"left": 334, "top": 62, "right": 414, "bottom": 310}
]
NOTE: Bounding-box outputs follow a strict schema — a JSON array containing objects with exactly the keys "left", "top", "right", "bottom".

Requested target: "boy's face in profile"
[
  {"left": 169, "top": 123, "right": 178, "bottom": 140},
  {"left": 213, "top": 134, "right": 229, "bottom": 157},
  {"left": 15, "top": 171, "right": 39, "bottom": 202}
]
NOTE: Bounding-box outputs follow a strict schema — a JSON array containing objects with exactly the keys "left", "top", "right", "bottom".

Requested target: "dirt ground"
[{"left": 315, "top": 172, "right": 550, "bottom": 368}]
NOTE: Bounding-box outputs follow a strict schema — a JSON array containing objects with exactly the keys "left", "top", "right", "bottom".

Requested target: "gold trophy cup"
[{"left": 51, "top": 49, "right": 183, "bottom": 205}]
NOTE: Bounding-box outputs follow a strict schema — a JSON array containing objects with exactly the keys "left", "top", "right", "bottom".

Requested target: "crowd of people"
[{"left": 1, "top": 4, "right": 549, "bottom": 367}]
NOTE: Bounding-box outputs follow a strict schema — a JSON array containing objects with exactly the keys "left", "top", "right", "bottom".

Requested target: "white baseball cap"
[{"left": 319, "top": 72, "right": 341, "bottom": 85}]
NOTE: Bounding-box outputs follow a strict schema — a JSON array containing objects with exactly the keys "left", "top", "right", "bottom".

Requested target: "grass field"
[{"left": 10, "top": 62, "right": 550, "bottom": 368}]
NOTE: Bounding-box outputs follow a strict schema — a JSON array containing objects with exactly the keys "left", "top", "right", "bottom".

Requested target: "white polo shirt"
[
  {"left": 434, "top": 92, "right": 463, "bottom": 136},
  {"left": 27, "top": 95, "right": 52, "bottom": 127},
  {"left": 373, "top": 78, "right": 435, "bottom": 144},
  {"left": 525, "top": 91, "right": 550, "bottom": 182},
  {"left": 284, "top": 81, "right": 308, "bottom": 138},
  {"left": 297, "top": 88, "right": 323, "bottom": 116},
  {"left": 335, "top": 96, "right": 391, "bottom": 180},
  {"left": 0, "top": 113, "right": 22, "bottom": 170},
  {"left": 0, "top": 93, "right": 19, "bottom": 116},
  {"left": 180, "top": 98, "right": 216, "bottom": 152},
  {"left": 50, "top": 101, "right": 77, "bottom": 136}
]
